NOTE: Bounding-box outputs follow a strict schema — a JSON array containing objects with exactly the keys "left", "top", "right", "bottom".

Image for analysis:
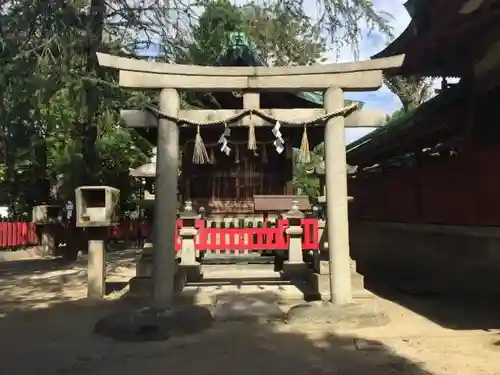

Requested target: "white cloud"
[{"left": 331, "top": 0, "right": 410, "bottom": 63}]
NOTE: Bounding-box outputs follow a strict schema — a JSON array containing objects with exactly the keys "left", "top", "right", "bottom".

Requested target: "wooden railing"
[
  {"left": 174, "top": 218, "right": 319, "bottom": 252},
  {"left": 0, "top": 221, "right": 37, "bottom": 249},
  {"left": 0, "top": 218, "right": 320, "bottom": 252},
  {"left": 111, "top": 218, "right": 320, "bottom": 252}
]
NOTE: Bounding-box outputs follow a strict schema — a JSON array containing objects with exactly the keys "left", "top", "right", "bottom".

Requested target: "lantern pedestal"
[
  {"left": 32, "top": 205, "right": 62, "bottom": 257},
  {"left": 178, "top": 201, "right": 203, "bottom": 282},
  {"left": 281, "top": 200, "right": 308, "bottom": 280}
]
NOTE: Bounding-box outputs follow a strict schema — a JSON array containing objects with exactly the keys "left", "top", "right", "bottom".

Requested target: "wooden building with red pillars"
[{"left": 346, "top": 0, "right": 500, "bottom": 295}]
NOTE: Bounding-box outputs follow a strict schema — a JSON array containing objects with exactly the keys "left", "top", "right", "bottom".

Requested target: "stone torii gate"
[{"left": 97, "top": 52, "right": 404, "bottom": 311}]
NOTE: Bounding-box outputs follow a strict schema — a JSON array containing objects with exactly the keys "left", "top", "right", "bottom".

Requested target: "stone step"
[{"left": 201, "top": 255, "right": 274, "bottom": 265}]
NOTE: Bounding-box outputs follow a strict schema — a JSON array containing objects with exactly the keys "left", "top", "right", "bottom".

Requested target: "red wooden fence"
[
  {"left": 349, "top": 146, "right": 500, "bottom": 226},
  {"left": 0, "top": 222, "right": 37, "bottom": 248},
  {"left": 173, "top": 218, "right": 319, "bottom": 251},
  {"left": 0, "top": 219, "right": 319, "bottom": 251}
]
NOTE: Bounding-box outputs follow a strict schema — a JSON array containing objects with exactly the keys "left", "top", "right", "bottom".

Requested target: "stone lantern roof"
[{"left": 305, "top": 159, "right": 356, "bottom": 204}]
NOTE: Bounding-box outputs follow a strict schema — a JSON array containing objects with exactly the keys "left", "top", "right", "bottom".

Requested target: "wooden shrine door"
[{"left": 182, "top": 143, "right": 291, "bottom": 213}]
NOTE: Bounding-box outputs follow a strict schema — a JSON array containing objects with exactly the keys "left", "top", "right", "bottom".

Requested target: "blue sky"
[
  {"left": 271, "top": 0, "right": 413, "bottom": 143},
  {"left": 325, "top": 0, "right": 412, "bottom": 144},
  {"left": 137, "top": 0, "right": 413, "bottom": 144},
  {"left": 232, "top": 0, "right": 413, "bottom": 143}
]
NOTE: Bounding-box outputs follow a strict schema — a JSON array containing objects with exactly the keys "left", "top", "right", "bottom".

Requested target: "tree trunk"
[{"left": 81, "top": 0, "right": 106, "bottom": 186}]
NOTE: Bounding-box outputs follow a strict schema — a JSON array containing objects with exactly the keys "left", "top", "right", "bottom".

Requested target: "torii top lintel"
[{"left": 96, "top": 53, "right": 404, "bottom": 92}]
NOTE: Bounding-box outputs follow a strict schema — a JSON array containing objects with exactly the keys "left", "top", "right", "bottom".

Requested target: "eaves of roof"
[{"left": 346, "top": 81, "right": 466, "bottom": 161}]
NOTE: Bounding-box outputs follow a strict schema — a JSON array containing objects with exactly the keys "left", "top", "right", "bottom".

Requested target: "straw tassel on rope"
[
  {"left": 192, "top": 125, "right": 210, "bottom": 164},
  {"left": 248, "top": 124, "right": 257, "bottom": 150},
  {"left": 247, "top": 110, "right": 257, "bottom": 150},
  {"left": 298, "top": 124, "right": 311, "bottom": 163}
]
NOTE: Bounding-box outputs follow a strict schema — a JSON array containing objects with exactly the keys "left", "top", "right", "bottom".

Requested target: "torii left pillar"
[
  {"left": 324, "top": 87, "right": 352, "bottom": 305},
  {"left": 152, "top": 88, "right": 180, "bottom": 309}
]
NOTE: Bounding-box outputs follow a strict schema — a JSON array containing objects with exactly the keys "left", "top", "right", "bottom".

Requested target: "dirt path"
[{"left": 0, "top": 251, "right": 499, "bottom": 375}]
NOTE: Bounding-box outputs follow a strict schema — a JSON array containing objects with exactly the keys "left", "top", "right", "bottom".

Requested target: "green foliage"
[
  {"left": 292, "top": 146, "right": 324, "bottom": 203},
  {"left": 383, "top": 75, "right": 435, "bottom": 112},
  {"left": 0, "top": 0, "right": 153, "bottom": 214},
  {"left": 385, "top": 107, "right": 406, "bottom": 123},
  {"left": 188, "top": 0, "right": 245, "bottom": 65},
  {"left": 183, "top": 0, "right": 392, "bottom": 67},
  {"left": 241, "top": 4, "right": 326, "bottom": 66},
  {"left": 0, "top": 0, "right": 394, "bottom": 213}
]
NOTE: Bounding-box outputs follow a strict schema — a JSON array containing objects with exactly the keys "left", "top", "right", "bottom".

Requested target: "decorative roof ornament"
[{"left": 219, "top": 33, "right": 364, "bottom": 108}]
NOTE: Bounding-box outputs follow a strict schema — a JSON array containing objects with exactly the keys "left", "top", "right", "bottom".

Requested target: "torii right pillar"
[
  {"left": 324, "top": 87, "right": 352, "bottom": 305},
  {"left": 287, "top": 87, "right": 388, "bottom": 325}
]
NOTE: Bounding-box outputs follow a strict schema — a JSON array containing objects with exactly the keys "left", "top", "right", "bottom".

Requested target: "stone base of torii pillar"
[
  {"left": 307, "top": 257, "right": 372, "bottom": 301},
  {"left": 127, "top": 159, "right": 187, "bottom": 298},
  {"left": 129, "top": 240, "right": 187, "bottom": 297},
  {"left": 307, "top": 222, "right": 372, "bottom": 301},
  {"left": 289, "top": 246, "right": 389, "bottom": 327}
]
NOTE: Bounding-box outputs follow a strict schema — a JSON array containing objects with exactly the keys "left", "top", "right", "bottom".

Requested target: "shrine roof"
[
  {"left": 352, "top": 0, "right": 499, "bottom": 165},
  {"left": 373, "top": 0, "right": 497, "bottom": 77},
  {"left": 346, "top": 81, "right": 467, "bottom": 166},
  {"left": 216, "top": 32, "right": 362, "bottom": 109}
]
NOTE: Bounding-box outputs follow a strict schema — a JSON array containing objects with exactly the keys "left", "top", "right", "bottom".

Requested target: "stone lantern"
[
  {"left": 281, "top": 200, "right": 307, "bottom": 278},
  {"left": 307, "top": 159, "right": 367, "bottom": 299},
  {"left": 128, "top": 156, "right": 185, "bottom": 295},
  {"left": 178, "top": 200, "right": 203, "bottom": 281},
  {"left": 312, "top": 160, "right": 356, "bottom": 208},
  {"left": 128, "top": 161, "right": 156, "bottom": 295}
]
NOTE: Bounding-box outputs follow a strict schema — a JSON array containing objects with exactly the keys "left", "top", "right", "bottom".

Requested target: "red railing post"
[
  {"left": 300, "top": 218, "right": 319, "bottom": 250},
  {"left": 0, "top": 222, "right": 6, "bottom": 248}
]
